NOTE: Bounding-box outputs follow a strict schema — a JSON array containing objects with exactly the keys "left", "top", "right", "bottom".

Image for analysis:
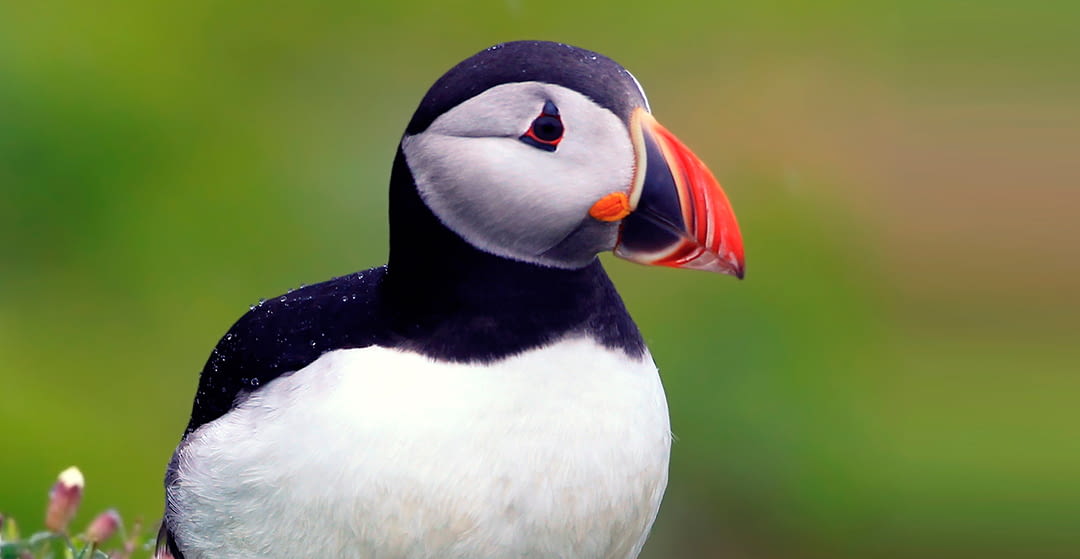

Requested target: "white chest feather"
[{"left": 169, "top": 336, "right": 671, "bottom": 559}]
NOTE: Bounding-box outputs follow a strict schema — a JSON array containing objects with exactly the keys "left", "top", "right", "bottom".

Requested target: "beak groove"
[{"left": 614, "top": 109, "right": 745, "bottom": 278}]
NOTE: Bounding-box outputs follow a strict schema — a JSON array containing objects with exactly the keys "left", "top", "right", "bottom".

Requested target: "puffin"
[{"left": 155, "top": 40, "right": 745, "bottom": 559}]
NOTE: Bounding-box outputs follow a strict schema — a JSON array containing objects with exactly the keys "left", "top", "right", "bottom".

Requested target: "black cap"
[{"left": 405, "top": 41, "right": 647, "bottom": 135}]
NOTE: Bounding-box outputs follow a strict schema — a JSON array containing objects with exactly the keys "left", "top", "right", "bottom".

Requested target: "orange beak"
[{"left": 612, "top": 109, "right": 745, "bottom": 278}]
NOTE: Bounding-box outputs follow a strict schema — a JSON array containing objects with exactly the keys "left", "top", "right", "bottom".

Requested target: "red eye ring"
[{"left": 519, "top": 101, "right": 563, "bottom": 152}]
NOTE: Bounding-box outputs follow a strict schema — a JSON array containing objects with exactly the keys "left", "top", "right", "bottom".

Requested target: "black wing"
[
  {"left": 181, "top": 265, "right": 389, "bottom": 437},
  {"left": 159, "top": 266, "right": 390, "bottom": 557}
]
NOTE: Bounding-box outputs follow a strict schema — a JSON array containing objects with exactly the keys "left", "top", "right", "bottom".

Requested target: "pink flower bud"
[
  {"left": 45, "top": 466, "right": 84, "bottom": 533},
  {"left": 86, "top": 509, "right": 121, "bottom": 543}
]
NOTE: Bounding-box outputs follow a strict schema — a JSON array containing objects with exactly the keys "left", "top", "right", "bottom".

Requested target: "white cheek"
[
  {"left": 402, "top": 83, "right": 636, "bottom": 268},
  {"left": 406, "top": 135, "right": 577, "bottom": 254}
]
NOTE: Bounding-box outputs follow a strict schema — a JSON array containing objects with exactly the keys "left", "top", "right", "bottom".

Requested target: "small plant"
[{"left": 0, "top": 467, "right": 149, "bottom": 559}]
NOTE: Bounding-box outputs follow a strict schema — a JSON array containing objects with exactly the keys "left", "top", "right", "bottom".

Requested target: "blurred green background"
[{"left": 1, "top": 1, "right": 1076, "bottom": 558}]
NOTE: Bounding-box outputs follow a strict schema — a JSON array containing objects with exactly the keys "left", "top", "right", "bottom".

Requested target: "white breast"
[{"left": 169, "top": 336, "right": 671, "bottom": 559}]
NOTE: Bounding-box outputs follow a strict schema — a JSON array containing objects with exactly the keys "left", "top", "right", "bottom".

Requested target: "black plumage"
[{"left": 179, "top": 41, "right": 649, "bottom": 438}]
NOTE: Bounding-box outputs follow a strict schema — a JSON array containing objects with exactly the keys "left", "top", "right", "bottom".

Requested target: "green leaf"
[
  {"left": 28, "top": 531, "right": 61, "bottom": 548},
  {"left": 1, "top": 541, "right": 28, "bottom": 559}
]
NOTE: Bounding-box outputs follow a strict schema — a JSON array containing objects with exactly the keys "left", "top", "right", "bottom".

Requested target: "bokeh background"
[{"left": 1, "top": 1, "right": 1076, "bottom": 558}]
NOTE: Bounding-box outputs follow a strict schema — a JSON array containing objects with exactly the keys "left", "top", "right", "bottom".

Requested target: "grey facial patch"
[
  {"left": 540, "top": 219, "right": 620, "bottom": 268},
  {"left": 402, "top": 82, "right": 635, "bottom": 269},
  {"left": 625, "top": 69, "right": 651, "bottom": 113}
]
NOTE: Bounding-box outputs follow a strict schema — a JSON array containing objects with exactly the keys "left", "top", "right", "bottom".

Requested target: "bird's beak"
[{"left": 605, "top": 108, "right": 745, "bottom": 278}]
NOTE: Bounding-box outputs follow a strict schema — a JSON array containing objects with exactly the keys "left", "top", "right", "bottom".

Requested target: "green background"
[{"left": 1, "top": 1, "right": 1076, "bottom": 558}]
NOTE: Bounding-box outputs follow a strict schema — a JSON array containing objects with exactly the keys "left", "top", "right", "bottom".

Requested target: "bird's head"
[{"left": 397, "top": 41, "right": 744, "bottom": 278}]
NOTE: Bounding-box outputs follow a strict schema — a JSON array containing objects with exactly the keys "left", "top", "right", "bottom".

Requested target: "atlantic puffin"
[{"left": 156, "top": 40, "right": 745, "bottom": 559}]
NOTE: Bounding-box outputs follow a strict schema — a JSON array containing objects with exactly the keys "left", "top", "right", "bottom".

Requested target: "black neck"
[{"left": 382, "top": 148, "right": 644, "bottom": 362}]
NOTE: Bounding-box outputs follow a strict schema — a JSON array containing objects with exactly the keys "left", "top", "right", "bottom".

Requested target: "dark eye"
[{"left": 519, "top": 101, "right": 563, "bottom": 152}]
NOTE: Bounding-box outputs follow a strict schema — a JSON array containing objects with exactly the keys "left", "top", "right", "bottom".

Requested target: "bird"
[{"left": 155, "top": 40, "right": 744, "bottom": 559}]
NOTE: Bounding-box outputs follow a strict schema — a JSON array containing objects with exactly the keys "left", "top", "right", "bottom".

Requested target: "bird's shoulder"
[{"left": 182, "top": 266, "right": 389, "bottom": 436}]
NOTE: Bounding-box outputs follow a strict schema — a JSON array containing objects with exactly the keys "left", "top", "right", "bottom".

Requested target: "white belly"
[{"left": 169, "top": 336, "right": 671, "bottom": 559}]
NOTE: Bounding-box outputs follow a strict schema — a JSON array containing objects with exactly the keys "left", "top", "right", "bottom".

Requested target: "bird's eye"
[{"left": 520, "top": 101, "right": 563, "bottom": 152}]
